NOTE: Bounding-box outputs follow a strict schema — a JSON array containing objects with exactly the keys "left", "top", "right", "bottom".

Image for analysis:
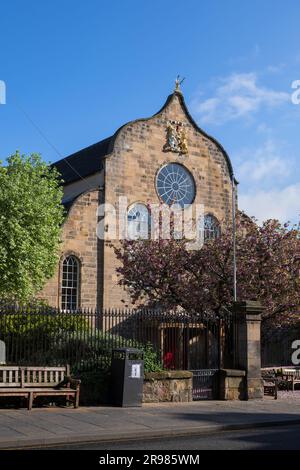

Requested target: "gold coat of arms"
[{"left": 163, "top": 121, "right": 188, "bottom": 154}]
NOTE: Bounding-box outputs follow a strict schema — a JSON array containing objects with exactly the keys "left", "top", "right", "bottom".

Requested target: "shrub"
[
  {"left": 0, "top": 312, "right": 163, "bottom": 373},
  {"left": 142, "top": 342, "right": 163, "bottom": 373},
  {"left": 0, "top": 312, "right": 88, "bottom": 364},
  {"left": 61, "top": 334, "right": 163, "bottom": 374}
]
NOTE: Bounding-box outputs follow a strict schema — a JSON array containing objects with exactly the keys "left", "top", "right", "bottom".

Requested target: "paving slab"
[{"left": 0, "top": 399, "right": 299, "bottom": 449}]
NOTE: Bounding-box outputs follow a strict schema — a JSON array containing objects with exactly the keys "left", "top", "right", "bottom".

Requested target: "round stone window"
[{"left": 156, "top": 163, "right": 196, "bottom": 207}]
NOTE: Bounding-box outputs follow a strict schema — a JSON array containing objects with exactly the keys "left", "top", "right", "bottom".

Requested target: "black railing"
[
  {"left": 191, "top": 369, "right": 218, "bottom": 400},
  {"left": 0, "top": 305, "right": 236, "bottom": 373}
]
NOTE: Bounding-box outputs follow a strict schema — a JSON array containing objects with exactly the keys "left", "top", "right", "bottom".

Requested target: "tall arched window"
[
  {"left": 198, "top": 214, "right": 221, "bottom": 243},
  {"left": 203, "top": 214, "right": 221, "bottom": 242},
  {"left": 61, "top": 255, "right": 80, "bottom": 310},
  {"left": 127, "top": 203, "right": 150, "bottom": 240}
]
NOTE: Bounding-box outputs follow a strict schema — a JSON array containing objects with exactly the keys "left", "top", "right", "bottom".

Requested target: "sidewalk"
[{"left": 0, "top": 396, "right": 299, "bottom": 449}]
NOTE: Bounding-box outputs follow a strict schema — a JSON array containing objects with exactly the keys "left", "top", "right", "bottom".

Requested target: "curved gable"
[
  {"left": 107, "top": 90, "right": 235, "bottom": 181},
  {"left": 52, "top": 90, "right": 235, "bottom": 185}
]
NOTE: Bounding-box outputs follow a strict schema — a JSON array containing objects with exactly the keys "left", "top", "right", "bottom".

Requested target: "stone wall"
[
  {"left": 218, "top": 369, "right": 246, "bottom": 400},
  {"left": 39, "top": 188, "right": 102, "bottom": 308},
  {"left": 143, "top": 371, "right": 193, "bottom": 403}
]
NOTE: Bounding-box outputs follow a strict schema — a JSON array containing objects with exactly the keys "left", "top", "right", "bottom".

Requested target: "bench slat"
[
  {"left": 25, "top": 367, "right": 67, "bottom": 371},
  {"left": 0, "top": 365, "right": 70, "bottom": 388},
  {"left": 0, "top": 365, "right": 79, "bottom": 409},
  {"left": 0, "top": 383, "right": 21, "bottom": 387}
]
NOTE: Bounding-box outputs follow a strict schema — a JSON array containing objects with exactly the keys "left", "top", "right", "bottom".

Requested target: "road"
[{"left": 41, "top": 424, "right": 300, "bottom": 450}]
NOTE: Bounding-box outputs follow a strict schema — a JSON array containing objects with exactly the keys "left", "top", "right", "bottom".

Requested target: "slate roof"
[{"left": 52, "top": 136, "right": 112, "bottom": 185}]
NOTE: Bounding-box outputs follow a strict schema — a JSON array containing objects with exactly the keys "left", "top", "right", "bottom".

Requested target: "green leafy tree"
[{"left": 0, "top": 152, "right": 65, "bottom": 301}]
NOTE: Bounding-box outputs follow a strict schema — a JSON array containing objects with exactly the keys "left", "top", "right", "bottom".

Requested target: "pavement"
[
  {"left": 52, "top": 424, "right": 300, "bottom": 450},
  {"left": 0, "top": 394, "right": 299, "bottom": 449}
]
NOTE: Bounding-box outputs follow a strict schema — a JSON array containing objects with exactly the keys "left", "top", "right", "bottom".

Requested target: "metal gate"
[
  {"left": 190, "top": 369, "right": 218, "bottom": 400},
  {"left": 155, "top": 309, "right": 237, "bottom": 400}
]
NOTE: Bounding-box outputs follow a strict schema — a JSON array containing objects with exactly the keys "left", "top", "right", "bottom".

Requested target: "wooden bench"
[
  {"left": 261, "top": 369, "right": 278, "bottom": 399},
  {"left": 281, "top": 368, "right": 300, "bottom": 391},
  {"left": 0, "top": 365, "right": 80, "bottom": 410}
]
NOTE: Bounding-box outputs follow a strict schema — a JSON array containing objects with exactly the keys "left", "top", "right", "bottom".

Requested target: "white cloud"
[
  {"left": 236, "top": 140, "right": 291, "bottom": 182},
  {"left": 235, "top": 139, "right": 299, "bottom": 223},
  {"left": 227, "top": 44, "right": 261, "bottom": 66},
  {"left": 266, "top": 64, "right": 286, "bottom": 74},
  {"left": 192, "top": 73, "right": 289, "bottom": 125},
  {"left": 256, "top": 122, "right": 273, "bottom": 134},
  {"left": 239, "top": 183, "right": 300, "bottom": 224}
]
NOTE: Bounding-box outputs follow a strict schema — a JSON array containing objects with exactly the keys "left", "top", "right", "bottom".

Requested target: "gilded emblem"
[{"left": 163, "top": 120, "right": 188, "bottom": 154}]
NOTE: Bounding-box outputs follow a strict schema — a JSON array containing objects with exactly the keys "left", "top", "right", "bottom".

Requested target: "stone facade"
[
  {"left": 143, "top": 371, "right": 193, "bottom": 403},
  {"left": 103, "top": 92, "right": 234, "bottom": 308},
  {"left": 218, "top": 369, "right": 246, "bottom": 400},
  {"left": 40, "top": 89, "right": 235, "bottom": 309},
  {"left": 39, "top": 189, "right": 103, "bottom": 308}
]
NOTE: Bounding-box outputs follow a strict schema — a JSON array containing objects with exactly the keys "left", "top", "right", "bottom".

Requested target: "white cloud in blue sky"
[
  {"left": 1, "top": 2, "right": 300, "bottom": 224},
  {"left": 236, "top": 139, "right": 292, "bottom": 183},
  {"left": 191, "top": 73, "right": 290, "bottom": 125},
  {"left": 235, "top": 139, "right": 299, "bottom": 224},
  {"left": 192, "top": 70, "right": 300, "bottom": 224},
  {"left": 239, "top": 184, "right": 300, "bottom": 225}
]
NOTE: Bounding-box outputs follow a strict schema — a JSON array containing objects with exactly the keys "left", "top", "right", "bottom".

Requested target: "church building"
[{"left": 39, "top": 82, "right": 236, "bottom": 310}]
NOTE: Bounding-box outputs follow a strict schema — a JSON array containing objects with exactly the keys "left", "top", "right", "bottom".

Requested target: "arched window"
[
  {"left": 61, "top": 255, "right": 80, "bottom": 310},
  {"left": 198, "top": 214, "right": 221, "bottom": 243},
  {"left": 127, "top": 203, "right": 150, "bottom": 240},
  {"left": 203, "top": 214, "right": 221, "bottom": 242}
]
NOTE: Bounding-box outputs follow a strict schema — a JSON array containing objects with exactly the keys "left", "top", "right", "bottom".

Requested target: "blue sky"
[{"left": 1, "top": 0, "right": 300, "bottom": 223}]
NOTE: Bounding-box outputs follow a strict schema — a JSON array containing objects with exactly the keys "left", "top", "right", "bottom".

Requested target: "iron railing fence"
[
  {"left": 0, "top": 304, "right": 237, "bottom": 373},
  {"left": 190, "top": 369, "right": 218, "bottom": 400}
]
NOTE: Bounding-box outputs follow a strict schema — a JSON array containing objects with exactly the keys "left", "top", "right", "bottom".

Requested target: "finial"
[{"left": 175, "top": 75, "right": 185, "bottom": 93}]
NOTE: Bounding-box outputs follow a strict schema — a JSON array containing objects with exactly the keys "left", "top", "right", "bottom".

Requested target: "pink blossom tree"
[{"left": 114, "top": 213, "right": 300, "bottom": 328}]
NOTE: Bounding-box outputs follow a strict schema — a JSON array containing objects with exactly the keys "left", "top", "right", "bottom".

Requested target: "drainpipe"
[{"left": 232, "top": 177, "right": 237, "bottom": 302}]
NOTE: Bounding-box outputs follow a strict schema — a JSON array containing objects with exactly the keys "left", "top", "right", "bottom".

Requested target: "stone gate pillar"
[{"left": 233, "top": 300, "right": 264, "bottom": 399}]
